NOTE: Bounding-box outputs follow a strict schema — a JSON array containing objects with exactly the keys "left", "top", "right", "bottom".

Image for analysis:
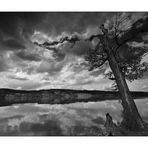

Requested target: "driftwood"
[{"left": 103, "top": 113, "right": 117, "bottom": 136}]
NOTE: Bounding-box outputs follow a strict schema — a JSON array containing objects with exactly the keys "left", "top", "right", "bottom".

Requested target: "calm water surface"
[{"left": 0, "top": 98, "right": 147, "bottom": 135}]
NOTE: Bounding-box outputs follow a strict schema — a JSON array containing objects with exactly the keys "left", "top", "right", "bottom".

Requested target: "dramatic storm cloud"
[{"left": 0, "top": 12, "right": 147, "bottom": 91}]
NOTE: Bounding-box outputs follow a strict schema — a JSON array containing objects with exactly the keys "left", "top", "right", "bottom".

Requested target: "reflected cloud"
[{"left": 0, "top": 99, "right": 147, "bottom": 135}]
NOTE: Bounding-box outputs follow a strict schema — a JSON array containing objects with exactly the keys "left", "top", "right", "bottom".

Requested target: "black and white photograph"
[{"left": 0, "top": 11, "right": 148, "bottom": 137}]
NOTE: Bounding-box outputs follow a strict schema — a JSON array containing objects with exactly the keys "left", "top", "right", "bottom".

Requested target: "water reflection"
[{"left": 0, "top": 98, "right": 147, "bottom": 135}]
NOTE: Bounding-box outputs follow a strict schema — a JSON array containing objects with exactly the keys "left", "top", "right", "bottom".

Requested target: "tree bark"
[
  {"left": 108, "top": 50, "right": 146, "bottom": 130},
  {"left": 102, "top": 33, "right": 146, "bottom": 130}
]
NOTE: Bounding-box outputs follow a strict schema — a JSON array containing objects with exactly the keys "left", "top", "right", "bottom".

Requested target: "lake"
[{"left": 0, "top": 98, "right": 147, "bottom": 135}]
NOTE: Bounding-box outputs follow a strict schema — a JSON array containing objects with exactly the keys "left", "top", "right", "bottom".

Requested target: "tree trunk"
[
  {"left": 102, "top": 33, "right": 146, "bottom": 130},
  {"left": 108, "top": 50, "right": 146, "bottom": 130}
]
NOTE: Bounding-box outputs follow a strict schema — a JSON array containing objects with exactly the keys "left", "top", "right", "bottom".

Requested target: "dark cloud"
[
  {"left": 0, "top": 12, "right": 112, "bottom": 40},
  {"left": 0, "top": 12, "right": 147, "bottom": 90},
  {"left": 53, "top": 52, "right": 66, "bottom": 61},
  {"left": 49, "top": 48, "right": 66, "bottom": 62},
  {"left": 0, "top": 12, "right": 47, "bottom": 54},
  {"left": 16, "top": 50, "right": 41, "bottom": 61},
  {"left": 0, "top": 12, "right": 113, "bottom": 78},
  {"left": 0, "top": 53, "right": 10, "bottom": 72},
  {"left": 1, "top": 39, "right": 26, "bottom": 50},
  {"left": 42, "top": 12, "right": 115, "bottom": 35},
  {"left": 69, "top": 61, "right": 89, "bottom": 73},
  {"left": 0, "top": 12, "right": 46, "bottom": 37},
  {"left": 0, "top": 59, "right": 9, "bottom": 72},
  {"left": 0, "top": 12, "right": 114, "bottom": 52},
  {"left": 36, "top": 59, "right": 67, "bottom": 76},
  {"left": 63, "top": 40, "right": 93, "bottom": 56},
  {"left": 0, "top": 12, "right": 146, "bottom": 52}
]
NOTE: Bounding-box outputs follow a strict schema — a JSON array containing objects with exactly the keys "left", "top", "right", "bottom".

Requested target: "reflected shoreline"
[{"left": 0, "top": 98, "right": 147, "bottom": 135}]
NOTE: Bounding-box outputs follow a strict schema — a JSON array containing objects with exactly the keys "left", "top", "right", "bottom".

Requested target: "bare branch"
[
  {"left": 112, "top": 15, "right": 148, "bottom": 62},
  {"left": 113, "top": 14, "right": 121, "bottom": 47},
  {"left": 116, "top": 15, "right": 148, "bottom": 50}
]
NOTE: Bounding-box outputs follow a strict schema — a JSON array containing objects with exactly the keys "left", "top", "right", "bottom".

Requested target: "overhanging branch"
[{"left": 115, "top": 15, "right": 148, "bottom": 51}]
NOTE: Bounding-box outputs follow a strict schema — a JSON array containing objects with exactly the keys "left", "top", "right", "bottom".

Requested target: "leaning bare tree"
[{"left": 34, "top": 13, "right": 148, "bottom": 130}]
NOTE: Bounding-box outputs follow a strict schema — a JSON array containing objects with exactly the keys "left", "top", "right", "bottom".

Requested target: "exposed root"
[{"left": 102, "top": 113, "right": 148, "bottom": 136}]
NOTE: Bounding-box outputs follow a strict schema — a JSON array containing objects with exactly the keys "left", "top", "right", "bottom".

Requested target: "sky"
[{"left": 0, "top": 12, "right": 148, "bottom": 91}]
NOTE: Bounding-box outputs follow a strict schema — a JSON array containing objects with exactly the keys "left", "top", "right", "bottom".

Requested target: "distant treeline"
[{"left": 0, "top": 88, "right": 147, "bottom": 107}]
